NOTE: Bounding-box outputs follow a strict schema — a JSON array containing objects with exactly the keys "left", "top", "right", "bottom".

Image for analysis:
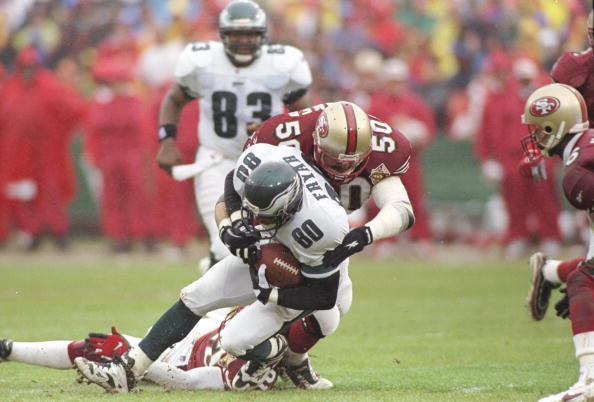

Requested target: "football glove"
[
  {"left": 555, "top": 288, "right": 569, "bottom": 319},
  {"left": 85, "top": 326, "right": 130, "bottom": 361},
  {"left": 220, "top": 221, "right": 261, "bottom": 264},
  {"left": 249, "top": 263, "right": 274, "bottom": 304},
  {"left": 323, "top": 226, "right": 373, "bottom": 268}
]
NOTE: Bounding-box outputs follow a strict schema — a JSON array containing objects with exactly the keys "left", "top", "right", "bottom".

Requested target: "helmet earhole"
[{"left": 545, "top": 126, "right": 553, "bottom": 133}]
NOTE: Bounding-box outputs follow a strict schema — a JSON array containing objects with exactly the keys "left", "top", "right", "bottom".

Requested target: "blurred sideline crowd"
[{"left": 0, "top": 0, "right": 591, "bottom": 259}]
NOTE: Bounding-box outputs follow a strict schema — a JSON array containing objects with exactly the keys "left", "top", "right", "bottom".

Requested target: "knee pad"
[{"left": 312, "top": 306, "right": 341, "bottom": 336}]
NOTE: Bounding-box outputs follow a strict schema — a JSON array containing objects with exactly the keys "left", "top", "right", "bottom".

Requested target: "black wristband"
[{"left": 158, "top": 124, "right": 177, "bottom": 142}]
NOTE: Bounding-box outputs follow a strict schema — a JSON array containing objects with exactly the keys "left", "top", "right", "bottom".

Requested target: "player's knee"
[
  {"left": 313, "top": 307, "right": 341, "bottom": 336},
  {"left": 219, "top": 327, "right": 245, "bottom": 357}
]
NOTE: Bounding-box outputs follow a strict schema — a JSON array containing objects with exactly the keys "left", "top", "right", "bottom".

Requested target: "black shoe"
[
  {"left": 0, "top": 339, "right": 13, "bottom": 361},
  {"left": 526, "top": 252, "right": 559, "bottom": 320},
  {"left": 282, "top": 358, "right": 333, "bottom": 389}
]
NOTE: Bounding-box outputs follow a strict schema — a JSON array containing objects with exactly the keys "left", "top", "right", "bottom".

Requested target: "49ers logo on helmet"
[
  {"left": 315, "top": 114, "right": 329, "bottom": 138},
  {"left": 530, "top": 97, "right": 560, "bottom": 117}
]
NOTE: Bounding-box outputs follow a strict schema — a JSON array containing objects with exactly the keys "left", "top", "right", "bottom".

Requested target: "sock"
[
  {"left": 240, "top": 336, "right": 283, "bottom": 361},
  {"left": 558, "top": 258, "right": 584, "bottom": 283},
  {"left": 286, "top": 316, "right": 322, "bottom": 354},
  {"left": 127, "top": 346, "right": 154, "bottom": 378},
  {"left": 138, "top": 300, "right": 201, "bottom": 361},
  {"left": 10, "top": 341, "right": 72, "bottom": 369},
  {"left": 283, "top": 349, "right": 307, "bottom": 367},
  {"left": 574, "top": 332, "right": 594, "bottom": 376},
  {"left": 543, "top": 259, "right": 561, "bottom": 284}
]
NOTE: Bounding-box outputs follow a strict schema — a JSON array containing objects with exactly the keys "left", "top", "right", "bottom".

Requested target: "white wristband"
[
  {"left": 230, "top": 210, "right": 244, "bottom": 223},
  {"left": 268, "top": 288, "right": 279, "bottom": 304},
  {"left": 218, "top": 218, "right": 231, "bottom": 233}
]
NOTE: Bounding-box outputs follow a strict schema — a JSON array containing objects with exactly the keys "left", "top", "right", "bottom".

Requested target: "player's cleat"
[
  {"left": 538, "top": 369, "right": 594, "bottom": 402},
  {"left": 527, "top": 252, "right": 559, "bottom": 321},
  {"left": 0, "top": 339, "right": 13, "bottom": 361},
  {"left": 74, "top": 354, "right": 136, "bottom": 393},
  {"left": 232, "top": 334, "right": 287, "bottom": 391},
  {"left": 281, "top": 357, "right": 333, "bottom": 389}
]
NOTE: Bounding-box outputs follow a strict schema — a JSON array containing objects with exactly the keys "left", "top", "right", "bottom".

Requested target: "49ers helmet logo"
[
  {"left": 315, "top": 113, "right": 329, "bottom": 138},
  {"left": 530, "top": 97, "right": 560, "bottom": 117}
]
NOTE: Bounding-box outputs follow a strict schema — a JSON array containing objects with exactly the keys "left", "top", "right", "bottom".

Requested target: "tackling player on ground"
[
  {"left": 156, "top": 0, "right": 312, "bottom": 271},
  {"left": 0, "top": 309, "right": 310, "bottom": 391}
]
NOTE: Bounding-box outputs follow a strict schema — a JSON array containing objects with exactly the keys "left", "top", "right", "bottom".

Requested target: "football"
[{"left": 258, "top": 242, "right": 304, "bottom": 288}]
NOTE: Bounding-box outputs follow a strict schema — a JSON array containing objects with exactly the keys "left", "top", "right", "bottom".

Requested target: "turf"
[{"left": 0, "top": 243, "right": 575, "bottom": 401}]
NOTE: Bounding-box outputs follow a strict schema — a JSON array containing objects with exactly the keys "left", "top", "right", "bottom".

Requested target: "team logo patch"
[
  {"left": 315, "top": 113, "right": 329, "bottom": 138},
  {"left": 370, "top": 163, "right": 391, "bottom": 185},
  {"left": 530, "top": 97, "right": 560, "bottom": 117}
]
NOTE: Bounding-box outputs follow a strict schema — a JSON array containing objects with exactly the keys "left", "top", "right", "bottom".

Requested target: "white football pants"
[
  {"left": 193, "top": 146, "right": 236, "bottom": 262},
  {"left": 180, "top": 255, "right": 352, "bottom": 356}
]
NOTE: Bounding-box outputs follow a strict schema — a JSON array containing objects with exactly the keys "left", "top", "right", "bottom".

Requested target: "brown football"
[{"left": 258, "top": 242, "right": 304, "bottom": 288}]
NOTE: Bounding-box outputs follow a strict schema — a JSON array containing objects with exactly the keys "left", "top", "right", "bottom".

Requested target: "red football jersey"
[
  {"left": 551, "top": 49, "right": 594, "bottom": 126},
  {"left": 246, "top": 103, "right": 412, "bottom": 211},
  {"left": 561, "top": 129, "right": 594, "bottom": 212}
]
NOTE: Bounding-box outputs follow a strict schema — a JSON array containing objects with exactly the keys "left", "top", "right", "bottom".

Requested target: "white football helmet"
[
  {"left": 313, "top": 102, "right": 372, "bottom": 184},
  {"left": 521, "top": 83, "right": 589, "bottom": 158},
  {"left": 218, "top": 0, "right": 267, "bottom": 65}
]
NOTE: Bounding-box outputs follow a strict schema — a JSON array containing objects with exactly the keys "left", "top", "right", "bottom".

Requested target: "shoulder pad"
[
  {"left": 265, "top": 44, "right": 306, "bottom": 73},
  {"left": 551, "top": 50, "right": 592, "bottom": 88},
  {"left": 175, "top": 41, "right": 219, "bottom": 76}
]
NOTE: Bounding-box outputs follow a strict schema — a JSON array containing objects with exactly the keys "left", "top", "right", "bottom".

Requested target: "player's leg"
[
  {"left": 75, "top": 256, "right": 252, "bottom": 392},
  {"left": 539, "top": 268, "right": 594, "bottom": 401},
  {"left": 220, "top": 301, "right": 303, "bottom": 390},
  {"left": 527, "top": 252, "right": 585, "bottom": 321},
  {"left": 281, "top": 262, "right": 351, "bottom": 389},
  {"left": 144, "top": 361, "right": 225, "bottom": 390},
  {"left": 193, "top": 148, "right": 235, "bottom": 269}
]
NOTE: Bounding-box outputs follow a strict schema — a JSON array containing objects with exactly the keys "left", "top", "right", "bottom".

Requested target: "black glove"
[
  {"left": 220, "top": 221, "right": 261, "bottom": 264},
  {"left": 555, "top": 288, "right": 569, "bottom": 319},
  {"left": 323, "top": 226, "right": 373, "bottom": 267}
]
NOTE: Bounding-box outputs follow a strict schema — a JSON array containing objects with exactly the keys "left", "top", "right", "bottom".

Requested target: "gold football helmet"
[
  {"left": 313, "top": 101, "right": 372, "bottom": 184},
  {"left": 521, "top": 83, "right": 589, "bottom": 159}
]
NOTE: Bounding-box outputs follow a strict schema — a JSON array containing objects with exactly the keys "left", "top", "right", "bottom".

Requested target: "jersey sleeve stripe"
[{"left": 301, "top": 263, "right": 340, "bottom": 279}]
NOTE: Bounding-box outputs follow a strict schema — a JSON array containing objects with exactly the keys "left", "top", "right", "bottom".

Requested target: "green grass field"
[{"left": 0, "top": 242, "right": 577, "bottom": 401}]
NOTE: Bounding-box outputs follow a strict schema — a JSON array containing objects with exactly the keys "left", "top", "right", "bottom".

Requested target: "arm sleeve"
[
  {"left": 224, "top": 170, "right": 242, "bottom": 216},
  {"left": 366, "top": 176, "right": 415, "bottom": 241},
  {"left": 276, "top": 272, "right": 339, "bottom": 310}
]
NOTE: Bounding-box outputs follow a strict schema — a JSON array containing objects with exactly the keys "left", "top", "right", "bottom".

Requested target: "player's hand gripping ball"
[{"left": 258, "top": 242, "right": 304, "bottom": 288}]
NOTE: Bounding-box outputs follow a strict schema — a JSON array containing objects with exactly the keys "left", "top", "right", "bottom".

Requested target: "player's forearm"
[
  {"left": 275, "top": 272, "right": 339, "bottom": 310},
  {"left": 366, "top": 176, "right": 415, "bottom": 241},
  {"left": 159, "top": 83, "right": 192, "bottom": 126}
]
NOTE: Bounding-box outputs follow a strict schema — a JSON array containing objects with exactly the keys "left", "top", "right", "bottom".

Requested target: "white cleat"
[{"left": 74, "top": 356, "right": 135, "bottom": 393}]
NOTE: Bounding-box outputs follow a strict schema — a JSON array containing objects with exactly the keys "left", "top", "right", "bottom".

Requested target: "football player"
[
  {"left": 156, "top": 0, "right": 312, "bottom": 270},
  {"left": 0, "top": 309, "right": 294, "bottom": 391},
  {"left": 74, "top": 147, "right": 351, "bottom": 393},
  {"left": 243, "top": 100, "right": 415, "bottom": 382},
  {"left": 245, "top": 101, "right": 415, "bottom": 265},
  {"left": 521, "top": 83, "right": 594, "bottom": 402},
  {"left": 525, "top": 10, "right": 594, "bottom": 320}
]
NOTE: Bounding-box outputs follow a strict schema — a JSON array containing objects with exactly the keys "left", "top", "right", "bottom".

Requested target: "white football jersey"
[
  {"left": 175, "top": 41, "right": 312, "bottom": 158},
  {"left": 233, "top": 144, "right": 349, "bottom": 278}
]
